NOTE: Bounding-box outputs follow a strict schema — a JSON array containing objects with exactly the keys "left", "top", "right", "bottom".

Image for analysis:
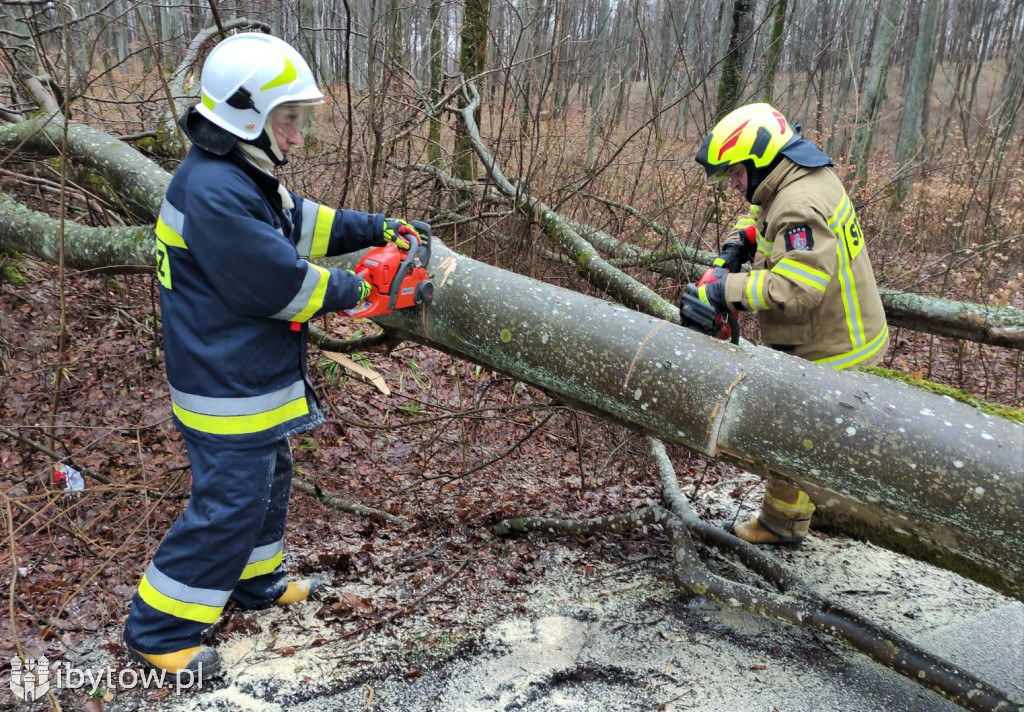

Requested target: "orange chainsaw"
[{"left": 342, "top": 220, "right": 434, "bottom": 319}]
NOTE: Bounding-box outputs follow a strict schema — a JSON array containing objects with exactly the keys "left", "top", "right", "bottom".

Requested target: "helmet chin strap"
[{"left": 243, "top": 127, "right": 288, "bottom": 167}]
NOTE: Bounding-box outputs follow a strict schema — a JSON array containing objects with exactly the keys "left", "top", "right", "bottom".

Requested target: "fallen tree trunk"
[
  {"left": 355, "top": 238, "right": 1024, "bottom": 600},
  {"left": 2, "top": 117, "right": 1022, "bottom": 598},
  {"left": 0, "top": 193, "right": 155, "bottom": 272}
]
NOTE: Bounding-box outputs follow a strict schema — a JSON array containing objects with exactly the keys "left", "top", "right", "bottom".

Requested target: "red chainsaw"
[{"left": 342, "top": 220, "right": 434, "bottom": 319}]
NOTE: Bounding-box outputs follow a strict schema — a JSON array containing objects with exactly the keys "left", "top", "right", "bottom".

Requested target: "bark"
[
  {"left": 893, "top": 0, "right": 942, "bottom": 201},
  {"left": 753, "top": 0, "right": 787, "bottom": 104},
  {"left": 880, "top": 288, "right": 1024, "bottom": 349},
  {"left": 426, "top": 0, "right": 444, "bottom": 166},
  {"left": 0, "top": 115, "right": 170, "bottom": 220},
  {"left": 714, "top": 0, "right": 750, "bottom": 121},
  {"left": 454, "top": 0, "right": 490, "bottom": 181},
  {"left": 0, "top": 193, "right": 155, "bottom": 272}
]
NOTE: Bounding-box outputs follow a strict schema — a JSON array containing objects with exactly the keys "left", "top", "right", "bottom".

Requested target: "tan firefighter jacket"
[{"left": 722, "top": 159, "right": 889, "bottom": 368}]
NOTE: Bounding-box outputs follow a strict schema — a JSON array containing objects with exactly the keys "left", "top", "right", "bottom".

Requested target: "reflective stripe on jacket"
[
  {"left": 155, "top": 146, "right": 385, "bottom": 442},
  {"left": 723, "top": 160, "right": 889, "bottom": 369}
]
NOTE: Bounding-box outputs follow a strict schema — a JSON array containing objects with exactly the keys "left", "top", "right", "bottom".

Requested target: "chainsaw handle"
[
  {"left": 387, "top": 229, "right": 421, "bottom": 311},
  {"left": 726, "top": 310, "right": 740, "bottom": 344},
  {"left": 409, "top": 220, "right": 431, "bottom": 267}
]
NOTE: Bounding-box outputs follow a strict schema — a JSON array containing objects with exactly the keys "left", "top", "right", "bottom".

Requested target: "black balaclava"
[
  {"left": 180, "top": 107, "right": 235, "bottom": 155},
  {"left": 744, "top": 155, "right": 784, "bottom": 203},
  {"left": 179, "top": 106, "right": 288, "bottom": 167}
]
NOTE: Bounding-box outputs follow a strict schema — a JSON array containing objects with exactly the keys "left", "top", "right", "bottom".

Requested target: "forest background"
[{"left": 1, "top": 0, "right": 1023, "bottom": 709}]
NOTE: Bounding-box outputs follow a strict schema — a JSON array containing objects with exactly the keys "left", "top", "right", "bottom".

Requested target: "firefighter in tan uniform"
[{"left": 686, "top": 103, "right": 889, "bottom": 544}]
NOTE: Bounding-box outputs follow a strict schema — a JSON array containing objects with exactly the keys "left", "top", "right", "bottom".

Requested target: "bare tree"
[
  {"left": 892, "top": 0, "right": 941, "bottom": 202},
  {"left": 850, "top": 0, "right": 903, "bottom": 189}
]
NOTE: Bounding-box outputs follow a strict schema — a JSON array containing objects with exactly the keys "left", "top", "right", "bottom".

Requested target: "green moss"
[
  {"left": 1, "top": 251, "right": 27, "bottom": 286},
  {"left": 863, "top": 366, "right": 1024, "bottom": 424},
  {"left": 1, "top": 264, "right": 27, "bottom": 286}
]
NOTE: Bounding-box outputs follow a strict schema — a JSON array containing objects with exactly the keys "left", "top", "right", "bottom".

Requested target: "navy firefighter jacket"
[{"left": 153, "top": 146, "right": 386, "bottom": 444}]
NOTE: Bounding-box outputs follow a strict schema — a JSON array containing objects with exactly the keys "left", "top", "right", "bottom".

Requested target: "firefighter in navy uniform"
[
  {"left": 685, "top": 103, "right": 889, "bottom": 544},
  {"left": 124, "top": 32, "right": 418, "bottom": 679}
]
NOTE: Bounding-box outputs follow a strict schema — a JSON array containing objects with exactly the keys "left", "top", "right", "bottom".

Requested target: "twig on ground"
[{"left": 292, "top": 479, "right": 410, "bottom": 529}]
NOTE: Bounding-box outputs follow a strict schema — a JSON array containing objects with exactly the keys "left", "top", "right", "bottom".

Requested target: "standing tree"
[
  {"left": 754, "top": 0, "right": 788, "bottom": 104},
  {"left": 714, "top": 0, "right": 751, "bottom": 121},
  {"left": 454, "top": 0, "right": 491, "bottom": 182},
  {"left": 892, "top": 0, "right": 942, "bottom": 202},
  {"left": 850, "top": 0, "right": 903, "bottom": 190}
]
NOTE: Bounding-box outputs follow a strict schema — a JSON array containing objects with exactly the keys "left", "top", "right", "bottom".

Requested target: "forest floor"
[{"left": 1, "top": 259, "right": 1022, "bottom": 712}]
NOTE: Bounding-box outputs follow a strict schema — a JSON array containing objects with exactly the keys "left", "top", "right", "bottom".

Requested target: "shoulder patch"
[{"left": 784, "top": 225, "right": 813, "bottom": 251}]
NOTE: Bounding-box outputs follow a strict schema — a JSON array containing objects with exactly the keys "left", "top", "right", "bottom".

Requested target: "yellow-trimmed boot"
[
  {"left": 275, "top": 578, "right": 322, "bottom": 606},
  {"left": 731, "top": 517, "right": 802, "bottom": 544},
  {"left": 730, "top": 479, "right": 815, "bottom": 545},
  {"left": 127, "top": 645, "right": 221, "bottom": 682}
]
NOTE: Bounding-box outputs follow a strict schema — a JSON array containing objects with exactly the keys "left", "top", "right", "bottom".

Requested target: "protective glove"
[
  {"left": 679, "top": 267, "right": 738, "bottom": 343},
  {"left": 382, "top": 218, "right": 418, "bottom": 251},
  {"left": 691, "top": 267, "right": 729, "bottom": 311},
  {"left": 348, "top": 269, "right": 371, "bottom": 302},
  {"left": 714, "top": 218, "right": 759, "bottom": 273}
]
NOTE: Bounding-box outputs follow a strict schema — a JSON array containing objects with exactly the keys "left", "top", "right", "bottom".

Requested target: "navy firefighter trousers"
[{"left": 124, "top": 436, "right": 293, "bottom": 654}]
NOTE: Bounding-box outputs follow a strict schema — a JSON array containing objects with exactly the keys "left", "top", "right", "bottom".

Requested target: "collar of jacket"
[
  {"left": 222, "top": 147, "right": 281, "bottom": 198},
  {"left": 751, "top": 158, "right": 817, "bottom": 205},
  {"left": 220, "top": 147, "right": 292, "bottom": 227}
]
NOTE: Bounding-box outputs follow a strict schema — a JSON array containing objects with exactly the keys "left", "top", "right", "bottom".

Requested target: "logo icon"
[{"left": 10, "top": 655, "right": 51, "bottom": 701}]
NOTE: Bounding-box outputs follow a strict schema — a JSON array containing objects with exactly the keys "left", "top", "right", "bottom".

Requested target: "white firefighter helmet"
[{"left": 196, "top": 32, "right": 323, "bottom": 141}]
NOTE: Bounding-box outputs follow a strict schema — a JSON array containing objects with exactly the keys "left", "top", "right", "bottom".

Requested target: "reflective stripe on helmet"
[{"left": 695, "top": 103, "right": 795, "bottom": 178}]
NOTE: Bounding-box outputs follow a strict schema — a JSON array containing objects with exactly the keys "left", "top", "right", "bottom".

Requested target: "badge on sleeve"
[{"left": 785, "top": 226, "right": 813, "bottom": 251}]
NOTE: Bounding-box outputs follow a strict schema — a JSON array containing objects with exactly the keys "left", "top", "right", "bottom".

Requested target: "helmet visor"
[{"left": 269, "top": 103, "right": 316, "bottom": 136}]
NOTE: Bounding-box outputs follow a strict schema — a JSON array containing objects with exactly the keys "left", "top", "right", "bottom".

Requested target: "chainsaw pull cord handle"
[{"left": 387, "top": 229, "right": 420, "bottom": 312}]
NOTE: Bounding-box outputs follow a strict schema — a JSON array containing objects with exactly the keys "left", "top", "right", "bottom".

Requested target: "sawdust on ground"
[{"left": 71, "top": 475, "right": 1024, "bottom": 712}]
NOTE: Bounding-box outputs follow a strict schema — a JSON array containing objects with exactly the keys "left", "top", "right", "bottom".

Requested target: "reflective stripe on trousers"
[{"left": 169, "top": 381, "right": 310, "bottom": 437}]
